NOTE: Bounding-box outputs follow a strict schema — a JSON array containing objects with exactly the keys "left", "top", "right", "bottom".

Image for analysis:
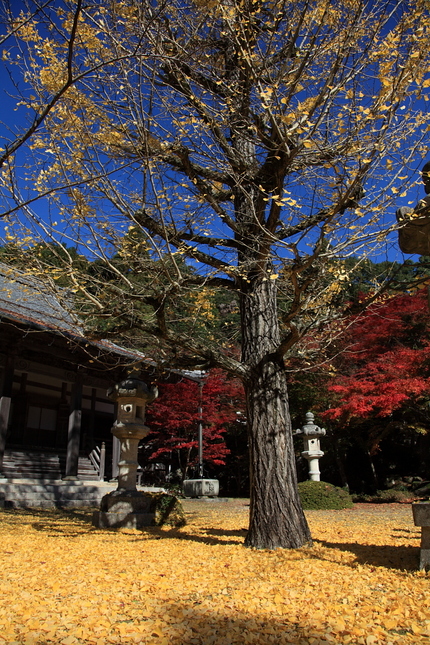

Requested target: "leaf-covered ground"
[{"left": 0, "top": 500, "right": 428, "bottom": 645}]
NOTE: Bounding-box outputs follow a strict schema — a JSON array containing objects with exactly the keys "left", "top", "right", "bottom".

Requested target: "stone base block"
[
  {"left": 92, "top": 490, "right": 155, "bottom": 529},
  {"left": 183, "top": 479, "right": 219, "bottom": 498},
  {"left": 419, "top": 548, "right": 430, "bottom": 572},
  {"left": 412, "top": 504, "right": 430, "bottom": 570},
  {"left": 412, "top": 502, "right": 430, "bottom": 527},
  {"left": 92, "top": 510, "right": 154, "bottom": 529},
  {"left": 100, "top": 489, "right": 152, "bottom": 512}
]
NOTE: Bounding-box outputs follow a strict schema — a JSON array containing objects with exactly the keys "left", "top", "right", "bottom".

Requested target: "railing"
[{"left": 89, "top": 442, "right": 106, "bottom": 481}]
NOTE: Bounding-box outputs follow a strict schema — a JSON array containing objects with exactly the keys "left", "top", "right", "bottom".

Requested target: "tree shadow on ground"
[
  {"left": 150, "top": 603, "right": 303, "bottom": 645},
  {"left": 0, "top": 507, "right": 96, "bottom": 538},
  {"left": 118, "top": 598, "right": 415, "bottom": 645},
  {"left": 200, "top": 527, "right": 248, "bottom": 538},
  {"left": 1, "top": 506, "right": 93, "bottom": 521},
  {"left": 391, "top": 527, "right": 421, "bottom": 539},
  {"left": 129, "top": 526, "right": 247, "bottom": 546},
  {"left": 312, "top": 539, "right": 419, "bottom": 571},
  {"left": 3, "top": 508, "right": 421, "bottom": 571},
  {"left": 7, "top": 507, "right": 246, "bottom": 545}
]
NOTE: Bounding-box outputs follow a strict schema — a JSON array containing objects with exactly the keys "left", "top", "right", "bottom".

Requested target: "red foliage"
[
  {"left": 324, "top": 289, "right": 430, "bottom": 422},
  {"left": 145, "top": 369, "right": 244, "bottom": 476}
]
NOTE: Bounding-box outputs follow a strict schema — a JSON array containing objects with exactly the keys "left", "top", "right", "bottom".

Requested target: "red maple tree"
[
  {"left": 145, "top": 369, "right": 244, "bottom": 480},
  {"left": 324, "top": 288, "right": 430, "bottom": 423},
  {"left": 284, "top": 287, "right": 430, "bottom": 490}
]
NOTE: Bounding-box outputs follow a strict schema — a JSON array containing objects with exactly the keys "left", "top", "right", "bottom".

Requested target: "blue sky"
[{"left": 0, "top": 1, "right": 429, "bottom": 269}]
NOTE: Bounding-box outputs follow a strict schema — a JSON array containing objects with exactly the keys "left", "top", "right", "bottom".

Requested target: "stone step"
[
  {"left": 0, "top": 480, "right": 117, "bottom": 508},
  {"left": 2, "top": 450, "right": 99, "bottom": 481},
  {"left": 5, "top": 450, "right": 63, "bottom": 459},
  {"left": 4, "top": 466, "right": 65, "bottom": 473},
  {"left": 3, "top": 462, "right": 63, "bottom": 470},
  {"left": 2, "top": 467, "right": 99, "bottom": 481},
  {"left": 5, "top": 452, "right": 62, "bottom": 459},
  {"left": 0, "top": 480, "right": 165, "bottom": 509},
  {"left": 2, "top": 470, "right": 62, "bottom": 480},
  {"left": 3, "top": 459, "right": 62, "bottom": 466},
  {"left": 0, "top": 481, "right": 110, "bottom": 491}
]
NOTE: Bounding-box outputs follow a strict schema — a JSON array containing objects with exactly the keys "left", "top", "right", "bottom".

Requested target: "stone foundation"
[{"left": 92, "top": 490, "right": 154, "bottom": 529}]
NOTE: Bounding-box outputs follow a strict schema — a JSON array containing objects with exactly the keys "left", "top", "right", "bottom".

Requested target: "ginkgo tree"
[{"left": 1, "top": 0, "right": 430, "bottom": 549}]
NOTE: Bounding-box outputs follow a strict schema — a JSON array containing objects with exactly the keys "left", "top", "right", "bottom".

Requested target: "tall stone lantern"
[
  {"left": 92, "top": 372, "right": 158, "bottom": 529},
  {"left": 295, "top": 412, "right": 326, "bottom": 482}
]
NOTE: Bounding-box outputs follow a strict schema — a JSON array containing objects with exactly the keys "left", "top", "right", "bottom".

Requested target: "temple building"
[{"left": 0, "top": 264, "right": 156, "bottom": 494}]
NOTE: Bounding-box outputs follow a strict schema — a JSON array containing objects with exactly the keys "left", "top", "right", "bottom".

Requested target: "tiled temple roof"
[{"left": 0, "top": 263, "right": 149, "bottom": 363}]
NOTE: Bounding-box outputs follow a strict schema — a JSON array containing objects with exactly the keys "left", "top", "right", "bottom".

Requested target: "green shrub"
[
  {"left": 149, "top": 493, "right": 186, "bottom": 527},
  {"left": 298, "top": 481, "right": 354, "bottom": 510}
]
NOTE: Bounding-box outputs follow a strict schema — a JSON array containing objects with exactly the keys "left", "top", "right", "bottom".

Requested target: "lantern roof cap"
[
  {"left": 107, "top": 371, "right": 158, "bottom": 402},
  {"left": 295, "top": 411, "right": 326, "bottom": 437}
]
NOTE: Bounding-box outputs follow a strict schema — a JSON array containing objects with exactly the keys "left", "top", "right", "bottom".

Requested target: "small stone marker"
[{"left": 412, "top": 502, "right": 430, "bottom": 571}]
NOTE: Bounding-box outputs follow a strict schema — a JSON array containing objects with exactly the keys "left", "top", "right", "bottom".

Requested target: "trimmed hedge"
[{"left": 298, "top": 481, "right": 354, "bottom": 510}]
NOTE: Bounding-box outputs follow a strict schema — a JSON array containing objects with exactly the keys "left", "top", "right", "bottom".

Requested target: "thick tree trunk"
[{"left": 241, "top": 276, "right": 312, "bottom": 549}]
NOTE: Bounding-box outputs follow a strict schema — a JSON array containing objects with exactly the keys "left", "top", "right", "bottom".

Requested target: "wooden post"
[
  {"left": 86, "top": 387, "right": 96, "bottom": 453},
  {"left": 56, "top": 382, "right": 70, "bottom": 448},
  {"left": 14, "top": 372, "right": 27, "bottom": 444},
  {"left": 111, "top": 400, "right": 119, "bottom": 480},
  {"left": 99, "top": 442, "right": 106, "bottom": 481},
  {"left": 197, "top": 380, "right": 204, "bottom": 478},
  {"left": 64, "top": 376, "right": 83, "bottom": 479},
  {"left": 0, "top": 354, "right": 15, "bottom": 478}
]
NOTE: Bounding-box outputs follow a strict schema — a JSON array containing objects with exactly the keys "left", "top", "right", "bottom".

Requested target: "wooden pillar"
[
  {"left": 0, "top": 354, "right": 15, "bottom": 477},
  {"left": 64, "top": 376, "right": 83, "bottom": 480},
  {"left": 56, "top": 382, "right": 70, "bottom": 448},
  {"left": 86, "top": 387, "right": 96, "bottom": 451},
  {"left": 14, "top": 372, "right": 27, "bottom": 444},
  {"left": 110, "top": 400, "right": 119, "bottom": 480}
]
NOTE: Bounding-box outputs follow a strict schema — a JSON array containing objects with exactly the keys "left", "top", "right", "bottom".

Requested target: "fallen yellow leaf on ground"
[{"left": 0, "top": 501, "right": 428, "bottom": 644}]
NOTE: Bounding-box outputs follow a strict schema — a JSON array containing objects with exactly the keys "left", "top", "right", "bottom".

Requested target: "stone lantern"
[
  {"left": 92, "top": 372, "right": 158, "bottom": 529},
  {"left": 295, "top": 412, "right": 326, "bottom": 482}
]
